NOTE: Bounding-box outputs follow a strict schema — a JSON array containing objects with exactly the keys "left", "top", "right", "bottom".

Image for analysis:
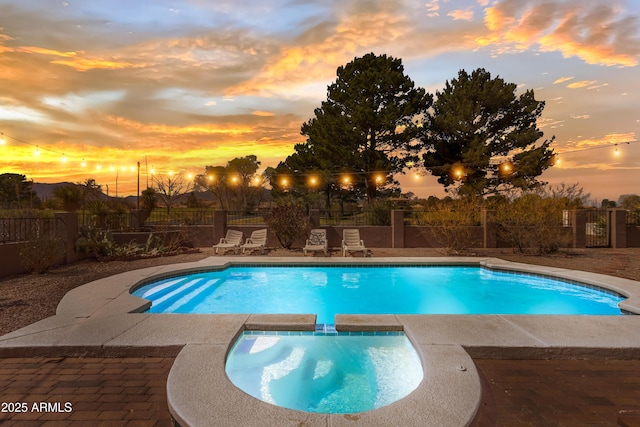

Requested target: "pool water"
[
  {"left": 132, "top": 266, "right": 624, "bottom": 323},
  {"left": 225, "top": 331, "right": 423, "bottom": 414}
]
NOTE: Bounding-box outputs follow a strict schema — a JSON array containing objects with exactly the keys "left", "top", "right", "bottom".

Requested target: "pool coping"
[{"left": 2, "top": 256, "right": 640, "bottom": 426}]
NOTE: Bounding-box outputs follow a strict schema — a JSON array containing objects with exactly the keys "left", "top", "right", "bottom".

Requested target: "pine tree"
[{"left": 421, "top": 68, "right": 555, "bottom": 196}]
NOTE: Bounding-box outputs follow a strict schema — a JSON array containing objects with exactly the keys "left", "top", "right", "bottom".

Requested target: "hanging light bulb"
[
  {"left": 0, "top": 133, "right": 5, "bottom": 145},
  {"left": 61, "top": 154, "right": 67, "bottom": 163},
  {"left": 81, "top": 158, "right": 87, "bottom": 168},
  {"left": 614, "top": 145, "right": 620, "bottom": 156},
  {"left": 34, "top": 146, "right": 40, "bottom": 156}
]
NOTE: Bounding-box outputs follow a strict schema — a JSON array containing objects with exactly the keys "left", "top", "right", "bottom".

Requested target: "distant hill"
[
  {"left": 33, "top": 182, "right": 77, "bottom": 201},
  {"left": 34, "top": 182, "right": 217, "bottom": 206}
]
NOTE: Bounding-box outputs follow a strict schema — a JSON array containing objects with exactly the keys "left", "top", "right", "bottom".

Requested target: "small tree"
[
  {"left": 264, "top": 202, "right": 311, "bottom": 249},
  {"left": 195, "top": 155, "right": 264, "bottom": 212},
  {"left": 154, "top": 173, "right": 191, "bottom": 214},
  {"left": 53, "top": 184, "right": 83, "bottom": 212}
]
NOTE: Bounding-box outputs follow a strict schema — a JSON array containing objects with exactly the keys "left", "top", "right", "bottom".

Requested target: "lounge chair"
[
  {"left": 213, "top": 229, "right": 243, "bottom": 254},
  {"left": 303, "top": 229, "right": 328, "bottom": 256},
  {"left": 241, "top": 229, "right": 268, "bottom": 254},
  {"left": 342, "top": 229, "right": 368, "bottom": 257}
]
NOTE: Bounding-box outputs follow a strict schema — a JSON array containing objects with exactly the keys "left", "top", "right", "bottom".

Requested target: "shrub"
[
  {"left": 19, "top": 233, "right": 66, "bottom": 274},
  {"left": 264, "top": 202, "right": 311, "bottom": 249},
  {"left": 419, "top": 197, "right": 481, "bottom": 255},
  {"left": 75, "top": 225, "right": 116, "bottom": 258},
  {"left": 497, "top": 194, "right": 572, "bottom": 255}
]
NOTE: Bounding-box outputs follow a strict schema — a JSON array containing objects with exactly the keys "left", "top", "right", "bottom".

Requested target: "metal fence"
[
  {"left": 584, "top": 209, "right": 610, "bottom": 248},
  {"left": 146, "top": 209, "right": 216, "bottom": 226},
  {"left": 320, "top": 209, "right": 391, "bottom": 226},
  {"left": 226, "top": 211, "right": 268, "bottom": 225},
  {"left": 404, "top": 210, "right": 482, "bottom": 226},
  {"left": 0, "top": 217, "right": 66, "bottom": 244},
  {"left": 79, "top": 212, "right": 130, "bottom": 230}
]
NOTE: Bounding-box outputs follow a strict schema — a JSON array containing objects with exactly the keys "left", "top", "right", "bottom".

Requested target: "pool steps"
[{"left": 140, "top": 277, "right": 222, "bottom": 312}]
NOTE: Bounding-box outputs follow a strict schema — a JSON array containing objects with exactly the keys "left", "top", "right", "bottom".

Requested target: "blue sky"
[{"left": 0, "top": 0, "right": 639, "bottom": 201}]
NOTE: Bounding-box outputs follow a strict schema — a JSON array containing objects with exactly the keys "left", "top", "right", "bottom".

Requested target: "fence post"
[
  {"left": 481, "top": 210, "right": 497, "bottom": 249},
  {"left": 55, "top": 212, "right": 79, "bottom": 264},
  {"left": 610, "top": 209, "right": 627, "bottom": 249},
  {"left": 392, "top": 210, "right": 405, "bottom": 248},
  {"left": 572, "top": 210, "right": 587, "bottom": 248},
  {"left": 213, "top": 210, "right": 227, "bottom": 244},
  {"left": 309, "top": 209, "right": 321, "bottom": 228}
]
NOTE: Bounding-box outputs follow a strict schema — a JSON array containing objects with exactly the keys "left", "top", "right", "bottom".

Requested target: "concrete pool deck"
[{"left": 1, "top": 256, "right": 640, "bottom": 426}]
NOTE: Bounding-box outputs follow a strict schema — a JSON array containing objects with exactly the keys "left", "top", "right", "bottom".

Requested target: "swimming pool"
[
  {"left": 225, "top": 331, "right": 423, "bottom": 414},
  {"left": 132, "top": 265, "right": 624, "bottom": 323}
]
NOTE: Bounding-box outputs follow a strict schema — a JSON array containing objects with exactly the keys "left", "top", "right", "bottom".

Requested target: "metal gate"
[{"left": 585, "top": 210, "right": 610, "bottom": 248}]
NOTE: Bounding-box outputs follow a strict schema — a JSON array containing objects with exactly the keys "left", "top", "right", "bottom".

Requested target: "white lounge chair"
[
  {"left": 342, "top": 229, "right": 368, "bottom": 257},
  {"left": 241, "top": 229, "right": 268, "bottom": 254},
  {"left": 213, "top": 229, "right": 243, "bottom": 254},
  {"left": 303, "top": 229, "right": 328, "bottom": 256}
]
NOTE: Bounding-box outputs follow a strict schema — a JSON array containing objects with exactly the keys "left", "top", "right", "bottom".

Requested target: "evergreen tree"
[
  {"left": 293, "top": 53, "right": 431, "bottom": 201},
  {"left": 420, "top": 68, "right": 555, "bottom": 196},
  {"left": 0, "top": 173, "right": 40, "bottom": 209}
]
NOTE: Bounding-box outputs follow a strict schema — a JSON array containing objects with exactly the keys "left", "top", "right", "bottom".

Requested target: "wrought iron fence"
[
  {"left": 145, "top": 209, "right": 216, "bottom": 226},
  {"left": 226, "top": 211, "right": 268, "bottom": 225},
  {"left": 0, "top": 217, "right": 66, "bottom": 244},
  {"left": 320, "top": 209, "right": 391, "bottom": 226},
  {"left": 79, "top": 212, "right": 130, "bottom": 230},
  {"left": 404, "top": 210, "right": 482, "bottom": 226}
]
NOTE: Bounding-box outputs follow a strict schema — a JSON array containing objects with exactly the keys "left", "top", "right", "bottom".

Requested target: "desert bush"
[
  {"left": 19, "top": 233, "right": 66, "bottom": 274},
  {"left": 75, "top": 225, "right": 186, "bottom": 259},
  {"left": 419, "top": 197, "right": 481, "bottom": 254},
  {"left": 264, "top": 202, "right": 311, "bottom": 249},
  {"left": 496, "top": 193, "right": 572, "bottom": 254},
  {"left": 75, "top": 225, "right": 117, "bottom": 258}
]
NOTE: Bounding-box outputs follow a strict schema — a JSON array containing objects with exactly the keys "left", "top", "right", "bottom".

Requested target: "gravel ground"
[{"left": 1, "top": 246, "right": 639, "bottom": 336}]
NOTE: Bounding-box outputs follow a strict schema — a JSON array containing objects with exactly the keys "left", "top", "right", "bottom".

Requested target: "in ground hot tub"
[{"left": 225, "top": 330, "right": 423, "bottom": 414}]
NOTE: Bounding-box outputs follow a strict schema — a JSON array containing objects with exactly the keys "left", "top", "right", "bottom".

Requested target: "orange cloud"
[
  {"left": 252, "top": 111, "right": 275, "bottom": 117},
  {"left": 553, "top": 76, "right": 573, "bottom": 84},
  {"left": 227, "top": 11, "right": 411, "bottom": 96},
  {"left": 575, "top": 133, "right": 636, "bottom": 148},
  {"left": 478, "top": 2, "right": 639, "bottom": 67},
  {"left": 0, "top": 37, "right": 141, "bottom": 72},
  {"left": 51, "top": 57, "right": 140, "bottom": 72},
  {"left": 448, "top": 9, "right": 475, "bottom": 22},
  {"left": 104, "top": 116, "right": 254, "bottom": 136},
  {"left": 566, "top": 80, "right": 597, "bottom": 89}
]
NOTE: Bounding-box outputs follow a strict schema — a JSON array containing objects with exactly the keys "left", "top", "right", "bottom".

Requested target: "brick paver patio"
[
  {"left": 472, "top": 358, "right": 640, "bottom": 426},
  {"left": 0, "top": 357, "right": 174, "bottom": 426},
  {"left": 3, "top": 355, "right": 640, "bottom": 426}
]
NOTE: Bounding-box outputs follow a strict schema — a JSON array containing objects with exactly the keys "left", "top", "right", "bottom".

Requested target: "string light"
[{"left": 0, "top": 130, "right": 637, "bottom": 194}]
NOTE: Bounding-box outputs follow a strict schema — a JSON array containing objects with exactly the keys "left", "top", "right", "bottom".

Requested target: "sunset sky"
[{"left": 1, "top": 0, "right": 639, "bottom": 202}]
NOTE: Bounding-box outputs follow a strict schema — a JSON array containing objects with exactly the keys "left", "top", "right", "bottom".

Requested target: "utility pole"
[{"left": 137, "top": 161, "right": 141, "bottom": 210}]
